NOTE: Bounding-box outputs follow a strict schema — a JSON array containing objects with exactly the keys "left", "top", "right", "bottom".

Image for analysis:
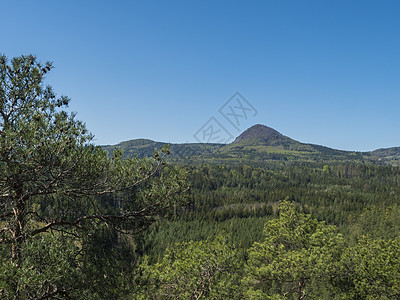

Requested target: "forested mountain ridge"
[
  {"left": 102, "top": 139, "right": 224, "bottom": 160},
  {"left": 103, "top": 124, "right": 399, "bottom": 165},
  {"left": 371, "top": 147, "right": 400, "bottom": 165}
]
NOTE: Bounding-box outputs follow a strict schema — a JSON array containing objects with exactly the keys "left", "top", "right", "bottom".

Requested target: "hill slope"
[
  {"left": 102, "top": 124, "right": 399, "bottom": 166},
  {"left": 216, "top": 124, "right": 365, "bottom": 164},
  {"left": 102, "top": 139, "right": 224, "bottom": 160},
  {"left": 233, "top": 124, "right": 292, "bottom": 145}
]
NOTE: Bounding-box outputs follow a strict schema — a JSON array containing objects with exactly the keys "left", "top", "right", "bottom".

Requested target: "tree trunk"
[
  {"left": 11, "top": 186, "right": 26, "bottom": 299},
  {"left": 11, "top": 186, "right": 26, "bottom": 264},
  {"left": 297, "top": 280, "right": 305, "bottom": 300}
]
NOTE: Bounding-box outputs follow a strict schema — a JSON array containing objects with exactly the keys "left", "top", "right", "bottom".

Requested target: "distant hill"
[
  {"left": 370, "top": 147, "right": 400, "bottom": 166},
  {"left": 102, "top": 124, "right": 400, "bottom": 166},
  {"left": 102, "top": 139, "right": 165, "bottom": 158},
  {"left": 216, "top": 124, "right": 366, "bottom": 164},
  {"left": 231, "top": 124, "right": 316, "bottom": 151},
  {"left": 102, "top": 139, "right": 224, "bottom": 161},
  {"left": 233, "top": 124, "right": 292, "bottom": 145}
]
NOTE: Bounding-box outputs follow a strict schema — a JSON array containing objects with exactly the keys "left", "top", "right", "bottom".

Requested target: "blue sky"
[{"left": 2, "top": 0, "right": 400, "bottom": 151}]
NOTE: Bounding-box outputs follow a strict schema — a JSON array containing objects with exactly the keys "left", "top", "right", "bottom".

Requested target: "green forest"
[{"left": 2, "top": 55, "right": 400, "bottom": 299}]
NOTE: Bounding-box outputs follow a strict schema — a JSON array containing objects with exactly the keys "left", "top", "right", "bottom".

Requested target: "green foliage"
[
  {"left": 136, "top": 234, "right": 243, "bottom": 299},
  {"left": 0, "top": 234, "right": 80, "bottom": 299},
  {"left": 337, "top": 236, "right": 400, "bottom": 299},
  {"left": 3, "top": 54, "right": 400, "bottom": 298},
  {"left": 243, "top": 201, "right": 345, "bottom": 299},
  {"left": 348, "top": 205, "right": 400, "bottom": 241},
  {"left": 140, "top": 199, "right": 400, "bottom": 299},
  {"left": 0, "top": 55, "right": 188, "bottom": 298},
  {"left": 76, "top": 226, "right": 139, "bottom": 299},
  {"left": 142, "top": 216, "right": 267, "bottom": 263}
]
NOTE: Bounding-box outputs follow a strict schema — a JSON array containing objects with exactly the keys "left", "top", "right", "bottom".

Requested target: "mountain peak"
[{"left": 233, "top": 124, "right": 285, "bottom": 144}]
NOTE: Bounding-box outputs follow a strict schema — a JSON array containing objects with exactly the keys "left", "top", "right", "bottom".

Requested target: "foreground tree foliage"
[
  {"left": 337, "top": 235, "right": 400, "bottom": 299},
  {"left": 137, "top": 200, "right": 400, "bottom": 299},
  {"left": 243, "top": 201, "right": 345, "bottom": 299},
  {"left": 136, "top": 235, "right": 243, "bottom": 299},
  {"left": 0, "top": 55, "right": 187, "bottom": 298}
]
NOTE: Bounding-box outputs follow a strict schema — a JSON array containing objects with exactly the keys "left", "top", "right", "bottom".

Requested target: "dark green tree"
[{"left": 0, "top": 55, "right": 187, "bottom": 298}]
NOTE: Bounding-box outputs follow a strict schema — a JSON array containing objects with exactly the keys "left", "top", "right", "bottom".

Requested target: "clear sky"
[{"left": 2, "top": 0, "right": 400, "bottom": 151}]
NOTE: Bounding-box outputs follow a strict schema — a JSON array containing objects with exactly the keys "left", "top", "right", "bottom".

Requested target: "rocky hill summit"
[{"left": 233, "top": 124, "right": 295, "bottom": 147}]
